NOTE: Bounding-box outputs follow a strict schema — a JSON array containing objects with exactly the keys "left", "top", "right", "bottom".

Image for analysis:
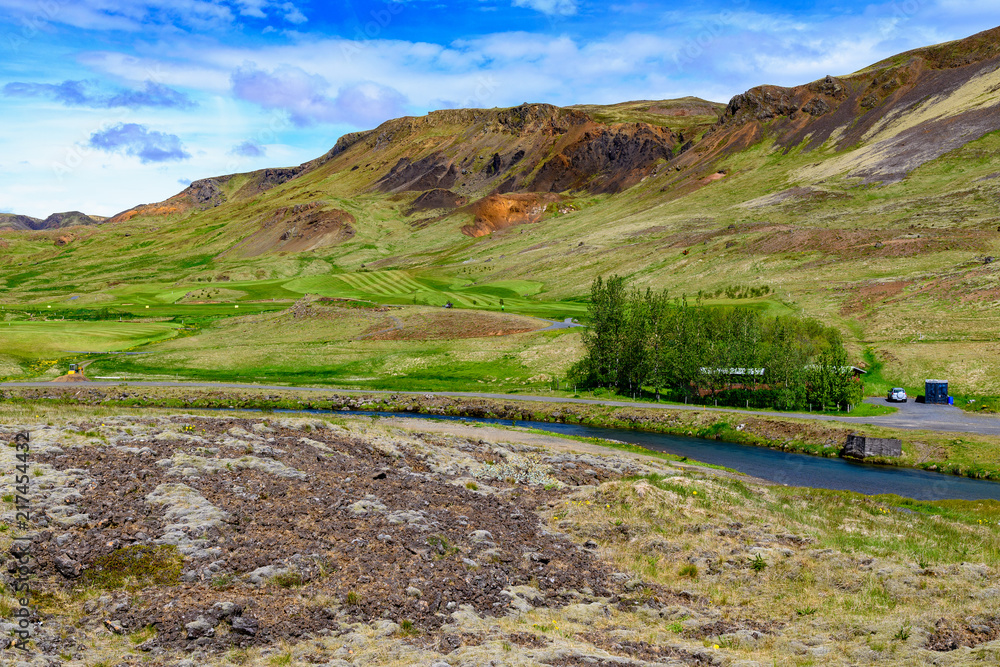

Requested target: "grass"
[
  {"left": 678, "top": 563, "right": 699, "bottom": 578},
  {"left": 129, "top": 625, "right": 157, "bottom": 645},
  {"left": 271, "top": 571, "right": 305, "bottom": 588},
  {"left": 81, "top": 303, "right": 584, "bottom": 392},
  {"left": 81, "top": 545, "right": 183, "bottom": 590},
  {"left": 568, "top": 98, "right": 724, "bottom": 133},
  {"left": 545, "top": 467, "right": 1000, "bottom": 665},
  {"left": 0, "top": 320, "right": 180, "bottom": 363},
  {"left": 226, "top": 648, "right": 251, "bottom": 665}
]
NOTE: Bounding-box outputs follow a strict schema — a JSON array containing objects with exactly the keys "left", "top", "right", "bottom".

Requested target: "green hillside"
[{"left": 2, "top": 27, "right": 1000, "bottom": 397}]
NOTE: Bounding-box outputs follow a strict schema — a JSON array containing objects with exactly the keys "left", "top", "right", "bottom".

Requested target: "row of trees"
[{"left": 570, "top": 276, "right": 863, "bottom": 411}]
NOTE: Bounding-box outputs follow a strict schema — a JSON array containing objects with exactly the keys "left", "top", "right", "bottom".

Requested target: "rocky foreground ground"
[{"left": 1, "top": 413, "right": 998, "bottom": 666}]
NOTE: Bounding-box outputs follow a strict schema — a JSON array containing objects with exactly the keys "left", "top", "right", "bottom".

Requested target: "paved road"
[
  {"left": 854, "top": 397, "right": 1000, "bottom": 436},
  {"left": 3, "top": 380, "right": 999, "bottom": 436}
]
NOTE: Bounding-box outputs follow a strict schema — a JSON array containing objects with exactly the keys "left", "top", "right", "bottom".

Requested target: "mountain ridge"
[
  {"left": 8, "top": 27, "right": 1000, "bottom": 232},
  {"left": 0, "top": 210, "right": 103, "bottom": 231}
]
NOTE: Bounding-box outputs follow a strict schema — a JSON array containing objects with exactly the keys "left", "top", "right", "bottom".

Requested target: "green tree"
[
  {"left": 644, "top": 289, "right": 673, "bottom": 401},
  {"left": 577, "top": 275, "right": 629, "bottom": 389},
  {"left": 762, "top": 317, "right": 808, "bottom": 409},
  {"left": 667, "top": 298, "right": 706, "bottom": 400},
  {"left": 622, "top": 287, "right": 651, "bottom": 395},
  {"left": 807, "top": 330, "right": 862, "bottom": 410}
]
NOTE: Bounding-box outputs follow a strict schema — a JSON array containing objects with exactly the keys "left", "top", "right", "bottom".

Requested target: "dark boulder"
[
  {"left": 54, "top": 554, "right": 83, "bottom": 578},
  {"left": 230, "top": 616, "right": 259, "bottom": 636}
]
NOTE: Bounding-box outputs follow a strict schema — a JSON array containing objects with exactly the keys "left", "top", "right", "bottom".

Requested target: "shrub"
[
  {"left": 678, "top": 563, "right": 699, "bottom": 578},
  {"left": 271, "top": 571, "right": 304, "bottom": 588}
]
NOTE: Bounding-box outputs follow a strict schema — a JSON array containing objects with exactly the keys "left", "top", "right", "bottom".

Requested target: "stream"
[{"left": 323, "top": 410, "right": 1000, "bottom": 502}]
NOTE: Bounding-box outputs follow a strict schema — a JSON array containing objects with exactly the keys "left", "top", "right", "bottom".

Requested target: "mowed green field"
[
  {"left": 0, "top": 268, "right": 588, "bottom": 388},
  {"left": 88, "top": 305, "right": 583, "bottom": 391},
  {"left": 0, "top": 320, "right": 182, "bottom": 378},
  {"left": 236, "top": 271, "right": 585, "bottom": 320},
  {"left": 18, "top": 270, "right": 587, "bottom": 321}
]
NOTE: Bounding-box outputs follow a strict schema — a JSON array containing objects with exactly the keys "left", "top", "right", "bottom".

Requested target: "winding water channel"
[{"left": 330, "top": 411, "right": 1000, "bottom": 502}]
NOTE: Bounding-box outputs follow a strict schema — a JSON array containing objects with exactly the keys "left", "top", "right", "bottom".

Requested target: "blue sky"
[{"left": 0, "top": 0, "right": 997, "bottom": 218}]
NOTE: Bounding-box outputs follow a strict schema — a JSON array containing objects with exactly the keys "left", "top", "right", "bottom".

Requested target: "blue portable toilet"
[{"left": 925, "top": 380, "right": 949, "bottom": 405}]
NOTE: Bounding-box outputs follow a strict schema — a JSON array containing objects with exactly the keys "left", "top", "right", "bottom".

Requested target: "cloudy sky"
[{"left": 0, "top": 0, "right": 997, "bottom": 218}]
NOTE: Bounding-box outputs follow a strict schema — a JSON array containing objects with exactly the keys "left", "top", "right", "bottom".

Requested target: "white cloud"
[
  {"left": 281, "top": 2, "right": 307, "bottom": 24},
  {"left": 234, "top": 0, "right": 268, "bottom": 18},
  {"left": 511, "top": 0, "right": 577, "bottom": 16},
  {"left": 4, "top": 0, "right": 998, "bottom": 216},
  {"left": 0, "top": 0, "right": 308, "bottom": 33},
  {"left": 77, "top": 51, "right": 233, "bottom": 92},
  {"left": 229, "top": 63, "right": 409, "bottom": 127},
  {"left": 64, "top": 1, "right": 998, "bottom": 119}
]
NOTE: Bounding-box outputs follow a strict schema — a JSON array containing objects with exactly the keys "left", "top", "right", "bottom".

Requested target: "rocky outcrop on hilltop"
[
  {"left": 531, "top": 123, "right": 676, "bottom": 194},
  {"left": 233, "top": 167, "right": 306, "bottom": 200},
  {"left": 109, "top": 167, "right": 306, "bottom": 224},
  {"left": 697, "top": 25, "right": 1000, "bottom": 185},
  {"left": 109, "top": 177, "right": 233, "bottom": 223},
  {"left": 40, "top": 211, "right": 101, "bottom": 228}
]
